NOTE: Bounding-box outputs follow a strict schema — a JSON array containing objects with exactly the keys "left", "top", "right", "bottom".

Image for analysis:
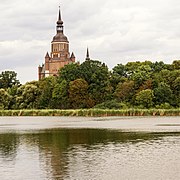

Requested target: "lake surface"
[{"left": 0, "top": 116, "right": 180, "bottom": 180}]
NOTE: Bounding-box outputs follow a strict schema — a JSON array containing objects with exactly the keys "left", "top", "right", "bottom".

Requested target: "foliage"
[
  {"left": 79, "top": 60, "right": 112, "bottom": 104},
  {"left": 0, "top": 89, "right": 11, "bottom": 109},
  {"left": 135, "top": 89, "right": 154, "bottom": 108},
  {"left": 0, "top": 60, "right": 179, "bottom": 110},
  {"left": 52, "top": 80, "right": 69, "bottom": 109},
  {"left": 130, "top": 65, "right": 152, "bottom": 87},
  {"left": 0, "top": 71, "right": 20, "bottom": 89},
  {"left": 172, "top": 60, "right": 180, "bottom": 70},
  {"left": 114, "top": 80, "right": 135, "bottom": 102},
  {"left": 111, "top": 64, "right": 127, "bottom": 88},
  {"left": 155, "top": 103, "right": 173, "bottom": 109},
  {"left": 58, "top": 63, "right": 80, "bottom": 83},
  {"left": 15, "top": 82, "right": 40, "bottom": 109},
  {"left": 154, "top": 82, "right": 173, "bottom": 105},
  {"left": 69, "top": 78, "right": 94, "bottom": 109},
  {"left": 37, "top": 77, "right": 56, "bottom": 109}
]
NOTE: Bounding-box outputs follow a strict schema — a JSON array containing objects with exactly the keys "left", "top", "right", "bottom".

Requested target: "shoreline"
[{"left": 0, "top": 109, "right": 179, "bottom": 117}]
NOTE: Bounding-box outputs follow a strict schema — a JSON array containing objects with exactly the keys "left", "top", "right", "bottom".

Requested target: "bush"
[
  {"left": 155, "top": 103, "right": 172, "bottom": 109},
  {"left": 93, "top": 100, "right": 128, "bottom": 109}
]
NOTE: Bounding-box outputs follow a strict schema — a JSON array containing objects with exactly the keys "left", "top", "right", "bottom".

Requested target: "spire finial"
[
  {"left": 56, "top": 6, "right": 63, "bottom": 33},
  {"left": 58, "top": 6, "right": 62, "bottom": 21}
]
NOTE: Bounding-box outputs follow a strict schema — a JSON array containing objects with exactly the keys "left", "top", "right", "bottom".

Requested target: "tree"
[
  {"left": 111, "top": 64, "right": 127, "bottom": 89},
  {"left": 125, "top": 61, "right": 141, "bottom": 77},
  {"left": 135, "top": 89, "right": 154, "bottom": 108},
  {"left": 79, "top": 60, "right": 112, "bottom": 104},
  {"left": 137, "top": 79, "right": 153, "bottom": 92},
  {"left": 37, "top": 77, "right": 56, "bottom": 109},
  {"left": 69, "top": 78, "right": 94, "bottom": 108},
  {"left": 154, "top": 82, "right": 173, "bottom": 105},
  {"left": 173, "top": 77, "right": 180, "bottom": 95},
  {"left": 58, "top": 63, "right": 80, "bottom": 83},
  {"left": 151, "top": 61, "right": 166, "bottom": 73},
  {"left": 0, "top": 89, "right": 11, "bottom": 109},
  {"left": 52, "top": 80, "right": 70, "bottom": 109},
  {"left": 15, "top": 82, "right": 40, "bottom": 109},
  {"left": 0, "top": 71, "right": 20, "bottom": 89},
  {"left": 172, "top": 60, "right": 180, "bottom": 70},
  {"left": 112, "top": 64, "right": 126, "bottom": 77},
  {"left": 114, "top": 80, "right": 135, "bottom": 102},
  {"left": 153, "top": 69, "right": 180, "bottom": 88},
  {"left": 7, "top": 85, "right": 19, "bottom": 109},
  {"left": 130, "top": 65, "right": 152, "bottom": 87}
]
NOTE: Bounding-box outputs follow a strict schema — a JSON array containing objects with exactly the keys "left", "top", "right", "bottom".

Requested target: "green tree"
[
  {"left": 69, "top": 78, "right": 94, "bottom": 108},
  {"left": 7, "top": 85, "right": 19, "bottom": 109},
  {"left": 58, "top": 63, "right": 80, "bottom": 83},
  {"left": 111, "top": 64, "right": 127, "bottom": 89},
  {"left": 114, "top": 80, "right": 135, "bottom": 102},
  {"left": 130, "top": 65, "right": 152, "bottom": 87},
  {"left": 154, "top": 82, "right": 173, "bottom": 105},
  {"left": 173, "top": 77, "right": 180, "bottom": 95},
  {"left": 135, "top": 89, "right": 154, "bottom": 108},
  {"left": 125, "top": 61, "right": 141, "bottom": 77},
  {"left": 0, "top": 89, "right": 11, "bottom": 109},
  {"left": 79, "top": 60, "right": 112, "bottom": 104},
  {"left": 15, "top": 82, "right": 40, "bottom": 109},
  {"left": 0, "top": 71, "right": 20, "bottom": 89},
  {"left": 112, "top": 64, "right": 126, "bottom": 77},
  {"left": 151, "top": 61, "right": 166, "bottom": 73},
  {"left": 153, "top": 69, "right": 180, "bottom": 88},
  {"left": 52, "top": 80, "right": 69, "bottom": 109},
  {"left": 37, "top": 77, "right": 56, "bottom": 109},
  {"left": 172, "top": 60, "right": 180, "bottom": 70}
]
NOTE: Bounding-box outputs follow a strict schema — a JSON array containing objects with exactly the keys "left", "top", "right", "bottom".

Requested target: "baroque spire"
[
  {"left": 57, "top": 6, "right": 63, "bottom": 23},
  {"left": 56, "top": 6, "right": 64, "bottom": 33}
]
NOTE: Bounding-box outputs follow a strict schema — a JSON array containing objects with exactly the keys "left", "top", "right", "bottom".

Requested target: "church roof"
[
  {"left": 52, "top": 6, "right": 68, "bottom": 43},
  {"left": 71, "top": 52, "right": 75, "bottom": 58},
  {"left": 45, "top": 52, "right": 50, "bottom": 58},
  {"left": 52, "top": 33, "right": 69, "bottom": 42}
]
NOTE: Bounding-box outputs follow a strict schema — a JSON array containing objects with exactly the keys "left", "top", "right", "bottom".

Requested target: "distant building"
[
  {"left": 38, "top": 7, "right": 91, "bottom": 80},
  {"left": 38, "top": 7, "right": 76, "bottom": 80}
]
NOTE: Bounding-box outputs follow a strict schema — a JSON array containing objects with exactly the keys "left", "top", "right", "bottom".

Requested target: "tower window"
[{"left": 53, "top": 54, "right": 58, "bottom": 58}]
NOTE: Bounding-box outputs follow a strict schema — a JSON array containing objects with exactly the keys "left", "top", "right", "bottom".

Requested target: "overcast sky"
[{"left": 1, "top": 0, "right": 180, "bottom": 83}]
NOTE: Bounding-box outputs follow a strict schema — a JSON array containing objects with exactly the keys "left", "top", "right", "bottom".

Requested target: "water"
[{"left": 0, "top": 117, "right": 180, "bottom": 180}]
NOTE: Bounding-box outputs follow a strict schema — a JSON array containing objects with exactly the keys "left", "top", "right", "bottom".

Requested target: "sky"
[{"left": 1, "top": 0, "right": 180, "bottom": 84}]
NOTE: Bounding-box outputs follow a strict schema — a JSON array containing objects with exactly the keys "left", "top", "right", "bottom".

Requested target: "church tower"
[{"left": 38, "top": 7, "right": 76, "bottom": 80}]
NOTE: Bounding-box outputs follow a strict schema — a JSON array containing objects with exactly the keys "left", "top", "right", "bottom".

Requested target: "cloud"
[{"left": 1, "top": 0, "right": 180, "bottom": 83}]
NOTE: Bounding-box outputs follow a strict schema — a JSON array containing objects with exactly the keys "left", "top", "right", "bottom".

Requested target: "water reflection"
[
  {"left": 0, "top": 129, "right": 180, "bottom": 179},
  {"left": 0, "top": 133, "right": 19, "bottom": 160}
]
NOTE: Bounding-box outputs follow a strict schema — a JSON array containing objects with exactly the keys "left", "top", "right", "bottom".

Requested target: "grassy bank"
[{"left": 0, "top": 109, "right": 179, "bottom": 117}]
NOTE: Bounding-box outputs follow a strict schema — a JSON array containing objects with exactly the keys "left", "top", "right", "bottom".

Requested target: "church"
[{"left": 38, "top": 7, "right": 89, "bottom": 80}]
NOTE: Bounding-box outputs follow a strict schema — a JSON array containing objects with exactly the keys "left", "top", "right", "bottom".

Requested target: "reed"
[{"left": 0, "top": 109, "right": 179, "bottom": 117}]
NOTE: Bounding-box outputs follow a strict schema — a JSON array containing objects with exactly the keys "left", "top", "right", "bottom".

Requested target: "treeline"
[{"left": 0, "top": 60, "right": 180, "bottom": 110}]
